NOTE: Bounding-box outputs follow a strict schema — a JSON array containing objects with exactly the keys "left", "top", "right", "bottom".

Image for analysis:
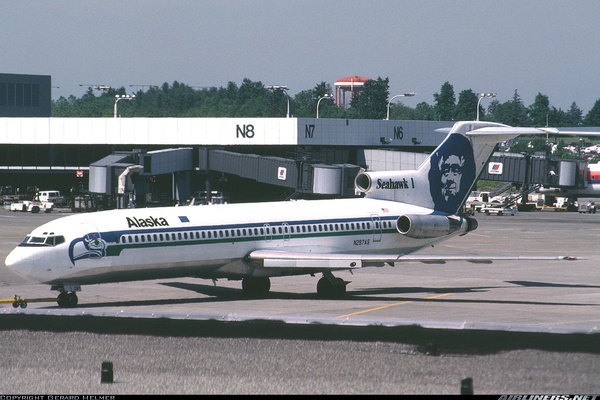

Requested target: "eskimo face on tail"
[{"left": 428, "top": 133, "right": 475, "bottom": 214}]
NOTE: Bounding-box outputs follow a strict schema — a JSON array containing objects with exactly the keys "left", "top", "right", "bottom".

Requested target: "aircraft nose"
[{"left": 5, "top": 247, "right": 34, "bottom": 279}]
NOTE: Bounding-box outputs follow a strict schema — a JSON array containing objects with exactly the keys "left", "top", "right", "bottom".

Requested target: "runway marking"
[{"left": 336, "top": 292, "right": 454, "bottom": 318}]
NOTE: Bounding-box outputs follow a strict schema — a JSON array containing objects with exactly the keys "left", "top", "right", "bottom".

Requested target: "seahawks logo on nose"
[{"left": 68, "top": 232, "right": 107, "bottom": 264}]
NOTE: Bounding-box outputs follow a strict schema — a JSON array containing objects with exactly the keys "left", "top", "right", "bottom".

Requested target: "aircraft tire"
[
  {"left": 241, "top": 277, "right": 271, "bottom": 297},
  {"left": 57, "top": 292, "right": 68, "bottom": 308},
  {"left": 56, "top": 292, "right": 68, "bottom": 308},
  {"left": 317, "top": 277, "right": 346, "bottom": 299},
  {"left": 66, "top": 293, "right": 78, "bottom": 307},
  {"left": 57, "top": 292, "right": 79, "bottom": 308}
]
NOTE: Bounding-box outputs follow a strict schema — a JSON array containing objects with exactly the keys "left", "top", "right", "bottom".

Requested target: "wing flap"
[{"left": 248, "top": 250, "right": 363, "bottom": 269}]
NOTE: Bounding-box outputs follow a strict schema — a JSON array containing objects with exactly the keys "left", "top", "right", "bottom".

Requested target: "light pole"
[
  {"left": 114, "top": 94, "right": 135, "bottom": 118},
  {"left": 386, "top": 92, "right": 416, "bottom": 120},
  {"left": 267, "top": 85, "right": 290, "bottom": 117},
  {"left": 476, "top": 93, "right": 496, "bottom": 121},
  {"left": 316, "top": 94, "right": 332, "bottom": 118}
]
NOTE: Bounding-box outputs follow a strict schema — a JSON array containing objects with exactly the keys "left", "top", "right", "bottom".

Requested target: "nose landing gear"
[
  {"left": 57, "top": 291, "right": 79, "bottom": 308},
  {"left": 51, "top": 284, "right": 81, "bottom": 308}
]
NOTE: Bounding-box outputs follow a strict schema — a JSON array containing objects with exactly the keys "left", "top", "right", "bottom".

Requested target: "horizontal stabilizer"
[{"left": 537, "top": 128, "right": 600, "bottom": 137}]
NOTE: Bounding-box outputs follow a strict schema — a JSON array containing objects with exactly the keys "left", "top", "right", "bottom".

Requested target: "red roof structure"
[{"left": 334, "top": 76, "right": 371, "bottom": 108}]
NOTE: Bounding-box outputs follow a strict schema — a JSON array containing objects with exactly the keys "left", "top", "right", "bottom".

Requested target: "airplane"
[{"left": 4, "top": 120, "right": 582, "bottom": 308}]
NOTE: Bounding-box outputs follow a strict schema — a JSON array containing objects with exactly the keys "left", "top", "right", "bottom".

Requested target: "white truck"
[{"left": 37, "top": 190, "right": 67, "bottom": 206}]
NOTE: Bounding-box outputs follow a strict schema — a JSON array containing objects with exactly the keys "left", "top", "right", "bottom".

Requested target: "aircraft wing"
[{"left": 246, "top": 250, "right": 577, "bottom": 269}]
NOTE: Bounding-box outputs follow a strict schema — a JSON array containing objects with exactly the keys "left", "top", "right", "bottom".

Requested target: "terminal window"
[{"left": 0, "top": 82, "right": 40, "bottom": 107}]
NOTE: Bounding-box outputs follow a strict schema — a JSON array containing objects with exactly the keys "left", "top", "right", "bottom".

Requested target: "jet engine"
[
  {"left": 355, "top": 170, "right": 411, "bottom": 194},
  {"left": 396, "top": 214, "right": 478, "bottom": 239}
]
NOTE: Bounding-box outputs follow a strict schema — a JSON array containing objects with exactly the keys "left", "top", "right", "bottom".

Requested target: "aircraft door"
[
  {"left": 281, "top": 223, "right": 291, "bottom": 242},
  {"left": 263, "top": 224, "right": 272, "bottom": 242},
  {"left": 370, "top": 214, "right": 382, "bottom": 242},
  {"left": 263, "top": 223, "right": 290, "bottom": 245}
]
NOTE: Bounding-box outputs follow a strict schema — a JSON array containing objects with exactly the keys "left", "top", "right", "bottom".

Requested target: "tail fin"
[{"left": 355, "top": 121, "right": 545, "bottom": 214}]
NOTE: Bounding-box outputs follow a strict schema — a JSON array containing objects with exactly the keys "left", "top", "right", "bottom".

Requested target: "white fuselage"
[{"left": 5, "top": 198, "right": 455, "bottom": 286}]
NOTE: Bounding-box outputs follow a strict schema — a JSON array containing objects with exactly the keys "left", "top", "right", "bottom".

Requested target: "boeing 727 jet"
[{"left": 5, "top": 121, "right": 581, "bottom": 307}]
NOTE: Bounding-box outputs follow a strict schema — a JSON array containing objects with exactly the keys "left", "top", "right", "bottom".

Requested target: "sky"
[{"left": 2, "top": 0, "right": 599, "bottom": 114}]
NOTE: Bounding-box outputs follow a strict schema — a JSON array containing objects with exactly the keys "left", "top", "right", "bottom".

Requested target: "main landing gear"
[
  {"left": 316, "top": 271, "right": 348, "bottom": 299},
  {"left": 241, "top": 271, "right": 349, "bottom": 299},
  {"left": 241, "top": 277, "right": 271, "bottom": 297}
]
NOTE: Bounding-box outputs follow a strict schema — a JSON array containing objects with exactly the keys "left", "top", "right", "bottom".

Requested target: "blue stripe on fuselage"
[{"left": 92, "top": 214, "right": 402, "bottom": 258}]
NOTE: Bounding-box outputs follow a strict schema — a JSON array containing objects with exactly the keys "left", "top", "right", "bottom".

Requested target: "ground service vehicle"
[
  {"left": 578, "top": 201, "right": 596, "bottom": 214},
  {"left": 9, "top": 200, "right": 54, "bottom": 213}
]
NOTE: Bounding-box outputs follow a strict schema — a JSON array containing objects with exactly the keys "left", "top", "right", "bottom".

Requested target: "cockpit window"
[
  {"left": 19, "top": 234, "right": 65, "bottom": 247},
  {"left": 27, "top": 236, "right": 46, "bottom": 244}
]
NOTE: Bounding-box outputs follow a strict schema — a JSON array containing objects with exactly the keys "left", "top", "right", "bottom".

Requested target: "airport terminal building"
[{"left": 0, "top": 116, "right": 451, "bottom": 207}]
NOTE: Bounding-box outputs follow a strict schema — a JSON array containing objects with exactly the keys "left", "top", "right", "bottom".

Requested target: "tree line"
[{"left": 52, "top": 78, "right": 600, "bottom": 127}]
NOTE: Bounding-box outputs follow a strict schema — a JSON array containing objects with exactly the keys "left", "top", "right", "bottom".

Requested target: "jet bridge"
[
  {"left": 477, "top": 152, "right": 590, "bottom": 210},
  {"left": 481, "top": 152, "right": 589, "bottom": 190},
  {"left": 199, "top": 148, "right": 361, "bottom": 198},
  {"left": 90, "top": 148, "right": 194, "bottom": 208},
  {"left": 88, "top": 144, "right": 436, "bottom": 207}
]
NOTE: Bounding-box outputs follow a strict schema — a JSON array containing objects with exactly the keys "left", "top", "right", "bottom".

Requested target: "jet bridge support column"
[
  {"left": 173, "top": 170, "right": 191, "bottom": 205},
  {"left": 519, "top": 154, "right": 531, "bottom": 208},
  {"left": 205, "top": 179, "right": 212, "bottom": 204},
  {"left": 117, "top": 165, "right": 143, "bottom": 209}
]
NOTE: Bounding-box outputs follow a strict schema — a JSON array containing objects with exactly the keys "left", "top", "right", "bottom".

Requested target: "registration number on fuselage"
[{"left": 353, "top": 238, "right": 370, "bottom": 246}]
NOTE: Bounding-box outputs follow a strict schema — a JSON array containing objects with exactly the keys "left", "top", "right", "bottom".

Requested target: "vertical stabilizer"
[{"left": 355, "top": 121, "right": 543, "bottom": 214}]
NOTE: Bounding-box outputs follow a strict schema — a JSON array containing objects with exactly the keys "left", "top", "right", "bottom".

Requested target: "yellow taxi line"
[{"left": 337, "top": 292, "right": 454, "bottom": 318}]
